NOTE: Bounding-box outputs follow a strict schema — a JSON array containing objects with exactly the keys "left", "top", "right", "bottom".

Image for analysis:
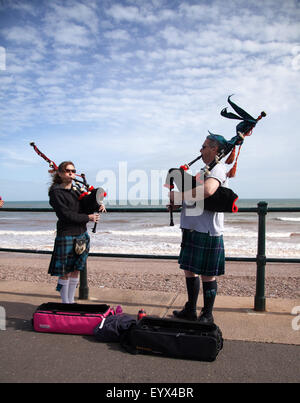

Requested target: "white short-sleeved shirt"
[{"left": 180, "top": 163, "right": 228, "bottom": 236}]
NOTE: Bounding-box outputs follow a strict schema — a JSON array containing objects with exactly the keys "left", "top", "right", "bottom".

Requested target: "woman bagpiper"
[{"left": 48, "top": 161, "right": 105, "bottom": 303}]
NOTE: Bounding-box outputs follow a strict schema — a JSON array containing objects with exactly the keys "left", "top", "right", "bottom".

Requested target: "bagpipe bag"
[
  {"left": 121, "top": 316, "right": 223, "bottom": 362},
  {"left": 165, "top": 168, "right": 238, "bottom": 213}
]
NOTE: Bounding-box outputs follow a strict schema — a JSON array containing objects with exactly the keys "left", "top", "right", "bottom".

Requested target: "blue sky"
[{"left": 0, "top": 0, "right": 300, "bottom": 201}]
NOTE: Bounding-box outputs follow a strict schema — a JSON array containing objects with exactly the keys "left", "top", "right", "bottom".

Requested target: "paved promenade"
[{"left": 0, "top": 278, "right": 299, "bottom": 383}]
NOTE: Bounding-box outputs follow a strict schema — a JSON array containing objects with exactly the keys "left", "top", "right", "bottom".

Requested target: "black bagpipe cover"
[
  {"left": 79, "top": 188, "right": 100, "bottom": 215},
  {"left": 205, "top": 187, "right": 238, "bottom": 213},
  {"left": 165, "top": 168, "right": 238, "bottom": 213}
]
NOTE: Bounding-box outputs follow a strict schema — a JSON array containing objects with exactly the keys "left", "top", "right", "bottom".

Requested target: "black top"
[{"left": 49, "top": 184, "right": 89, "bottom": 236}]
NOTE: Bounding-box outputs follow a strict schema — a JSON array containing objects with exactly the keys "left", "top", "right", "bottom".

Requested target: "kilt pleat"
[
  {"left": 48, "top": 232, "right": 90, "bottom": 277},
  {"left": 178, "top": 230, "right": 225, "bottom": 276}
]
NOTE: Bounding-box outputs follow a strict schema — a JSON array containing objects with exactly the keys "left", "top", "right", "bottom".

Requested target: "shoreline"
[{"left": 0, "top": 252, "right": 299, "bottom": 299}]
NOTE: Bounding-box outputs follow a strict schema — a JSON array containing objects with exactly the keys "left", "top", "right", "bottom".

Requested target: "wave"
[
  {"left": 224, "top": 229, "right": 295, "bottom": 239},
  {"left": 0, "top": 217, "right": 22, "bottom": 220},
  {"left": 97, "top": 225, "right": 182, "bottom": 238},
  {"left": 275, "top": 217, "right": 300, "bottom": 222},
  {"left": 0, "top": 230, "right": 55, "bottom": 236},
  {"left": 224, "top": 232, "right": 288, "bottom": 239},
  {"left": 0, "top": 226, "right": 296, "bottom": 239},
  {"left": 0, "top": 232, "right": 299, "bottom": 258},
  {"left": 93, "top": 226, "right": 296, "bottom": 240},
  {"left": 89, "top": 239, "right": 300, "bottom": 258}
]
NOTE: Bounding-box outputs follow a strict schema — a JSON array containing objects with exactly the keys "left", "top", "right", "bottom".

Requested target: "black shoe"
[
  {"left": 173, "top": 302, "right": 197, "bottom": 321},
  {"left": 198, "top": 311, "right": 214, "bottom": 325}
]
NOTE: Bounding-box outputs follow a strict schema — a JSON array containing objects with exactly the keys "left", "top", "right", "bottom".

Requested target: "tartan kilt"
[
  {"left": 48, "top": 232, "right": 90, "bottom": 277},
  {"left": 178, "top": 230, "right": 225, "bottom": 276}
]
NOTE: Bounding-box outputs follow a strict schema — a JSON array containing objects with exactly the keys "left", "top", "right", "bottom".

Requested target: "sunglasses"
[{"left": 64, "top": 169, "right": 76, "bottom": 173}]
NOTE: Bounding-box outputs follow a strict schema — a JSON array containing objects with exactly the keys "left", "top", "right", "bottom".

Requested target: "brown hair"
[
  {"left": 48, "top": 161, "right": 75, "bottom": 193},
  {"left": 206, "top": 137, "right": 222, "bottom": 152}
]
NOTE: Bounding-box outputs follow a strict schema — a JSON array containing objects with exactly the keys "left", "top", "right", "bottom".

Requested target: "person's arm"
[
  {"left": 170, "top": 177, "right": 221, "bottom": 204},
  {"left": 50, "top": 190, "right": 89, "bottom": 224},
  {"left": 202, "top": 177, "right": 220, "bottom": 198},
  {"left": 175, "top": 163, "right": 227, "bottom": 204}
]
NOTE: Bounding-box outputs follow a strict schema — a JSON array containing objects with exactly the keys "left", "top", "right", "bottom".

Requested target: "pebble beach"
[{"left": 0, "top": 252, "right": 299, "bottom": 300}]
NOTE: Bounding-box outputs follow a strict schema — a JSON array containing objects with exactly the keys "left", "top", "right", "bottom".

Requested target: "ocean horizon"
[{"left": 3, "top": 198, "right": 300, "bottom": 209}]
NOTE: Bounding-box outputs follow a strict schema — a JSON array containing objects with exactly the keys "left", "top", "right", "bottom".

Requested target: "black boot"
[
  {"left": 198, "top": 280, "right": 217, "bottom": 324},
  {"left": 173, "top": 302, "right": 197, "bottom": 321},
  {"left": 173, "top": 277, "right": 199, "bottom": 321},
  {"left": 198, "top": 309, "right": 214, "bottom": 325}
]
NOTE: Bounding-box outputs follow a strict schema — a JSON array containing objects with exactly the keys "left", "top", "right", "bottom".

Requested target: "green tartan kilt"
[
  {"left": 178, "top": 230, "right": 225, "bottom": 276},
  {"left": 48, "top": 232, "right": 90, "bottom": 277}
]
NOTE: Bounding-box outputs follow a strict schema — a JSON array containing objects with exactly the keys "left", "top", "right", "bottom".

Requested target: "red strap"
[{"left": 232, "top": 197, "right": 239, "bottom": 213}]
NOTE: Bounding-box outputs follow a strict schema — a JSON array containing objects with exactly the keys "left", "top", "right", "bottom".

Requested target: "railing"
[{"left": 1, "top": 201, "right": 300, "bottom": 311}]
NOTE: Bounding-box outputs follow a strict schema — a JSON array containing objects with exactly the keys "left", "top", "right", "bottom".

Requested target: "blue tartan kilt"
[
  {"left": 48, "top": 232, "right": 90, "bottom": 277},
  {"left": 178, "top": 230, "right": 225, "bottom": 276}
]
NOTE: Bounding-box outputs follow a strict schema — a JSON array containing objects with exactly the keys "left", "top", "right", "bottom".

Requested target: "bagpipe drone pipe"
[
  {"left": 30, "top": 142, "right": 106, "bottom": 233},
  {"left": 165, "top": 96, "right": 266, "bottom": 226}
]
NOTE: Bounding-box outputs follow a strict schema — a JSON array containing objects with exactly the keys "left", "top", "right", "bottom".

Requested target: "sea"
[{"left": 0, "top": 199, "right": 299, "bottom": 259}]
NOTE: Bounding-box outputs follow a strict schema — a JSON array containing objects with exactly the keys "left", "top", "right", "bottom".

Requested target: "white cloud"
[
  {"left": 179, "top": 2, "right": 220, "bottom": 21},
  {"left": 43, "top": 1, "right": 98, "bottom": 48},
  {"left": 103, "top": 29, "right": 131, "bottom": 41},
  {"left": 0, "top": 147, "right": 36, "bottom": 165},
  {"left": 8, "top": 1, "right": 38, "bottom": 16},
  {"left": 47, "top": 21, "right": 92, "bottom": 47},
  {"left": 4, "top": 25, "right": 44, "bottom": 49},
  {"left": 106, "top": 5, "right": 140, "bottom": 22},
  {"left": 105, "top": 3, "right": 177, "bottom": 24},
  {"left": 48, "top": 1, "right": 99, "bottom": 33}
]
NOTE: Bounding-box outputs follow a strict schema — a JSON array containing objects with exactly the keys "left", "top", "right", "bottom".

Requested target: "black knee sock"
[
  {"left": 185, "top": 277, "right": 200, "bottom": 311},
  {"left": 202, "top": 280, "right": 217, "bottom": 316}
]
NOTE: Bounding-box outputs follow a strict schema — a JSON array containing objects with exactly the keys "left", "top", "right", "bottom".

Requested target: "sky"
[{"left": 0, "top": 0, "right": 300, "bottom": 202}]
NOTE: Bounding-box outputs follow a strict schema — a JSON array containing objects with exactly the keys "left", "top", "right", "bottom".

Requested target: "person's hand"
[
  {"left": 0, "top": 200, "right": 4, "bottom": 208},
  {"left": 99, "top": 204, "right": 107, "bottom": 213},
  {"left": 88, "top": 213, "right": 99, "bottom": 222},
  {"left": 166, "top": 204, "right": 181, "bottom": 211},
  {"left": 168, "top": 191, "right": 183, "bottom": 205}
]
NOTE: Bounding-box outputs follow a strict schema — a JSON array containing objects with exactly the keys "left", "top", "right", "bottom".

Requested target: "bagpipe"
[
  {"left": 165, "top": 96, "right": 266, "bottom": 226},
  {"left": 30, "top": 142, "right": 106, "bottom": 233}
]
